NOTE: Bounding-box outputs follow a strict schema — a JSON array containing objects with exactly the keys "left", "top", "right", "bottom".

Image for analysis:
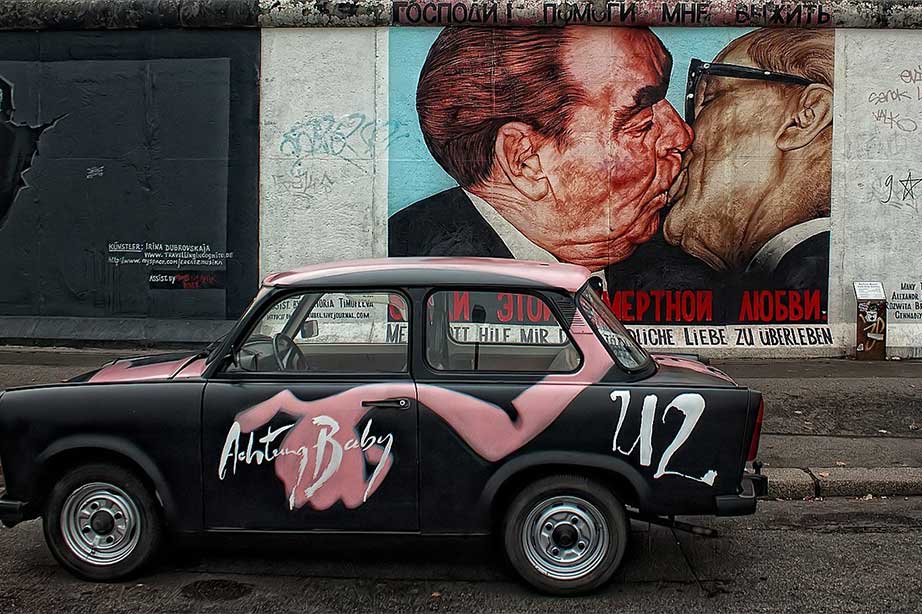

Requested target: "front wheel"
[
  {"left": 43, "top": 463, "right": 164, "bottom": 581},
  {"left": 503, "top": 474, "right": 628, "bottom": 595}
]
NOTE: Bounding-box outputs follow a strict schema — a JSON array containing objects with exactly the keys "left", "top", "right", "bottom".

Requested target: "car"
[{"left": 0, "top": 257, "right": 766, "bottom": 595}]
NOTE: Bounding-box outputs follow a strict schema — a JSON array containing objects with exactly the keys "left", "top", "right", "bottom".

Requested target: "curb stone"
[
  {"left": 763, "top": 468, "right": 815, "bottom": 499},
  {"left": 760, "top": 466, "right": 922, "bottom": 499},
  {"left": 812, "top": 467, "right": 922, "bottom": 497}
]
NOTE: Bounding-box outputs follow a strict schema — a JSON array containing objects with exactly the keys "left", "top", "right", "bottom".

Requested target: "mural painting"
[{"left": 387, "top": 26, "right": 834, "bottom": 350}]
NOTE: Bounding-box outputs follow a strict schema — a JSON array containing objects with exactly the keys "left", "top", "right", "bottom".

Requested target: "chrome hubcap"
[
  {"left": 60, "top": 482, "right": 141, "bottom": 566},
  {"left": 523, "top": 495, "right": 609, "bottom": 580}
]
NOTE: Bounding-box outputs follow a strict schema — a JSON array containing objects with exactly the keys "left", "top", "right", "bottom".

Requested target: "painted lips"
[{"left": 667, "top": 166, "right": 689, "bottom": 208}]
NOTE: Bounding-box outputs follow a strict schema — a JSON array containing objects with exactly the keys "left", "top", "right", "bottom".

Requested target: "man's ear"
[
  {"left": 776, "top": 83, "right": 833, "bottom": 151},
  {"left": 494, "top": 122, "right": 550, "bottom": 201}
]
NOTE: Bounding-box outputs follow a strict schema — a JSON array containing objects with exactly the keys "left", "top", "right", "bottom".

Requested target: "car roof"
[{"left": 262, "top": 257, "right": 592, "bottom": 292}]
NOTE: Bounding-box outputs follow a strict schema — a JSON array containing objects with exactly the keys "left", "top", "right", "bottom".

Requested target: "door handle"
[{"left": 362, "top": 397, "right": 411, "bottom": 410}]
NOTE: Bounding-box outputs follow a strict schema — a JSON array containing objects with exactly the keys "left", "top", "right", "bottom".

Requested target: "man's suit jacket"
[
  {"left": 606, "top": 229, "right": 830, "bottom": 323},
  {"left": 388, "top": 188, "right": 513, "bottom": 258},
  {"left": 389, "top": 188, "right": 830, "bottom": 324}
]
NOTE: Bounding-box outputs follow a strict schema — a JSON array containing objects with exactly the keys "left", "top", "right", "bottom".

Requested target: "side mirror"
[
  {"left": 300, "top": 319, "right": 319, "bottom": 339},
  {"left": 588, "top": 277, "right": 604, "bottom": 294},
  {"left": 234, "top": 348, "right": 259, "bottom": 371}
]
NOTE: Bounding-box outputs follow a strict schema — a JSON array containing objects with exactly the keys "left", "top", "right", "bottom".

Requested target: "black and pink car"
[{"left": 0, "top": 258, "right": 766, "bottom": 595}]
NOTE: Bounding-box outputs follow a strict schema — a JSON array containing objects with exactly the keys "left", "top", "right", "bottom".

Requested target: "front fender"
[{"left": 35, "top": 435, "right": 178, "bottom": 526}]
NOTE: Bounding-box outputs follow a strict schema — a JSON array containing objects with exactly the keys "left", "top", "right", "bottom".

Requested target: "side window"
[
  {"left": 425, "top": 290, "right": 580, "bottom": 373},
  {"left": 237, "top": 290, "right": 409, "bottom": 373}
]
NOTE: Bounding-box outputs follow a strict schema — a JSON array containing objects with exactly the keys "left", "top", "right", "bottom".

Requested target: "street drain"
[{"left": 181, "top": 579, "right": 254, "bottom": 602}]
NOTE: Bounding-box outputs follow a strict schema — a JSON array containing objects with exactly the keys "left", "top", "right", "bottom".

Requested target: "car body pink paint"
[
  {"left": 222, "top": 316, "right": 616, "bottom": 508},
  {"left": 88, "top": 355, "right": 206, "bottom": 383},
  {"left": 417, "top": 322, "right": 614, "bottom": 462},
  {"left": 652, "top": 354, "right": 736, "bottom": 384},
  {"left": 263, "top": 257, "right": 592, "bottom": 292},
  {"left": 227, "top": 385, "right": 410, "bottom": 511}
]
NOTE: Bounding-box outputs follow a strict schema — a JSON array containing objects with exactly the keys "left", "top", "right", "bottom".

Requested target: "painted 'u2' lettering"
[{"left": 610, "top": 390, "right": 717, "bottom": 486}]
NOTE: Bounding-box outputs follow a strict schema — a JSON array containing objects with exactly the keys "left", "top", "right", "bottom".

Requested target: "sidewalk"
[
  {"left": 712, "top": 357, "right": 922, "bottom": 499},
  {"left": 0, "top": 348, "right": 920, "bottom": 499}
]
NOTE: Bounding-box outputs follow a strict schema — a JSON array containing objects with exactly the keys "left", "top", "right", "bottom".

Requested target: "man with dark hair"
[{"left": 389, "top": 26, "right": 694, "bottom": 274}]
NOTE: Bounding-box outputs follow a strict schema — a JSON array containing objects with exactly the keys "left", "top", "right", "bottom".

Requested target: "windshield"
[
  {"left": 205, "top": 286, "right": 272, "bottom": 363},
  {"left": 578, "top": 286, "right": 650, "bottom": 371}
]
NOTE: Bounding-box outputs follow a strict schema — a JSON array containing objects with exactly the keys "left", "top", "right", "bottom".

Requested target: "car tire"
[
  {"left": 42, "top": 463, "right": 164, "bottom": 581},
  {"left": 503, "top": 474, "right": 628, "bottom": 595}
]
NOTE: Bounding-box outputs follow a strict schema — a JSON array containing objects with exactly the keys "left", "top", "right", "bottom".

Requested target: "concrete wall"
[
  {"left": 254, "top": 26, "right": 922, "bottom": 358},
  {"left": 259, "top": 28, "right": 390, "bottom": 274},
  {"left": 0, "top": 14, "right": 917, "bottom": 357},
  {"left": 831, "top": 29, "right": 922, "bottom": 357},
  {"left": 0, "top": 30, "right": 260, "bottom": 343}
]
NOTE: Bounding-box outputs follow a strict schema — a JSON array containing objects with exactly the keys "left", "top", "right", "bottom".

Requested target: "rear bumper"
[
  {"left": 0, "top": 495, "right": 26, "bottom": 528},
  {"left": 714, "top": 472, "right": 768, "bottom": 517}
]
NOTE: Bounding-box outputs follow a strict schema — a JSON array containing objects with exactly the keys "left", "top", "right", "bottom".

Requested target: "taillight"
[{"left": 747, "top": 398, "right": 764, "bottom": 462}]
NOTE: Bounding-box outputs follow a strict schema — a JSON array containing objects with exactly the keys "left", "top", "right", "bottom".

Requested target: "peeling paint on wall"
[{"left": 0, "top": 0, "right": 921, "bottom": 30}]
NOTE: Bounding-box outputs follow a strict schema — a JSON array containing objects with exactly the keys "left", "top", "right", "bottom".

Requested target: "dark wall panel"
[{"left": 0, "top": 30, "right": 259, "bottom": 321}]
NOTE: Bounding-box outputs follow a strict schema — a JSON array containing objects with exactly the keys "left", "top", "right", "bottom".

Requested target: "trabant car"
[{"left": 0, "top": 258, "right": 766, "bottom": 595}]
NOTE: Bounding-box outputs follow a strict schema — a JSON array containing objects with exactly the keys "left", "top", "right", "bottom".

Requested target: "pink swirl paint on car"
[{"left": 219, "top": 321, "right": 615, "bottom": 509}]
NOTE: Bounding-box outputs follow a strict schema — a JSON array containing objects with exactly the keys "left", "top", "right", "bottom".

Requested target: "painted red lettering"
[
  {"left": 450, "top": 291, "right": 470, "bottom": 321},
  {"left": 635, "top": 291, "right": 651, "bottom": 320},
  {"left": 775, "top": 290, "right": 788, "bottom": 320},
  {"left": 497, "top": 293, "right": 513, "bottom": 322},
  {"left": 526, "top": 296, "right": 543, "bottom": 322},
  {"left": 804, "top": 290, "right": 821, "bottom": 320}
]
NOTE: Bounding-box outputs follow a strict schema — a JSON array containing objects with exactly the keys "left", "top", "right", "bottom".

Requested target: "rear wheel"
[
  {"left": 43, "top": 463, "right": 163, "bottom": 581},
  {"left": 503, "top": 474, "right": 628, "bottom": 595}
]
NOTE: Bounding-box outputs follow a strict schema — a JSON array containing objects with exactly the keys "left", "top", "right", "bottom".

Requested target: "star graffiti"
[{"left": 899, "top": 170, "right": 922, "bottom": 200}]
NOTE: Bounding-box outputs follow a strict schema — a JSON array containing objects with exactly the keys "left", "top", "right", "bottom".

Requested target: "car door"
[
  {"left": 201, "top": 288, "right": 419, "bottom": 532},
  {"left": 415, "top": 288, "right": 598, "bottom": 533}
]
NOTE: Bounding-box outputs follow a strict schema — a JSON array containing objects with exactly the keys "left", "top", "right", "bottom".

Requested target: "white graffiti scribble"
[
  {"left": 611, "top": 390, "right": 716, "bottom": 486},
  {"left": 279, "top": 113, "right": 410, "bottom": 163}
]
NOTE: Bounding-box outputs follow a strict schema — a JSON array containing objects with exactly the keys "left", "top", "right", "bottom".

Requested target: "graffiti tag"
[
  {"left": 610, "top": 390, "right": 717, "bottom": 485},
  {"left": 279, "top": 113, "right": 410, "bottom": 162},
  {"left": 879, "top": 170, "right": 922, "bottom": 214},
  {"left": 272, "top": 163, "right": 335, "bottom": 202},
  {"left": 871, "top": 109, "right": 918, "bottom": 133}
]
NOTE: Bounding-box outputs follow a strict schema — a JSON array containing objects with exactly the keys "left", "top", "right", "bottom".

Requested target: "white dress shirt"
[
  {"left": 464, "top": 189, "right": 608, "bottom": 291},
  {"left": 746, "top": 217, "right": 830, "bottom": 274}
]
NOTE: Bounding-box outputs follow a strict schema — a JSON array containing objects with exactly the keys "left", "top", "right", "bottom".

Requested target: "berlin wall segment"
[
  {"left": 261, "top": 23, "right": 922, "bottom": 357},
  {"left": 0, "top": 4, "right": 918, "bottom": 357},
  {"left": 0, "top": 30, "right": 259, "bottom": 337}
]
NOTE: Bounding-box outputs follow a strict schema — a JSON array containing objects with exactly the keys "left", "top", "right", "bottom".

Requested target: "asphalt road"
[{"left": 0, "top": 498, "right": 920, "bottom": 613}]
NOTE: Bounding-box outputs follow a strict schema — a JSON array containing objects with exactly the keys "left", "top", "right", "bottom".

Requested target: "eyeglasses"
[{"left": 684, "top": 57, "right": 816, "bottom": 125}]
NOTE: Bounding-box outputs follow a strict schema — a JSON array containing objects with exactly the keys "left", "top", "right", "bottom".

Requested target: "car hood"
[
  {"left": 646, "top": 354, "right": 737, "bottom": 388},
  {"left": 85, "top": 352, "right": 207, "bottom": 383}
]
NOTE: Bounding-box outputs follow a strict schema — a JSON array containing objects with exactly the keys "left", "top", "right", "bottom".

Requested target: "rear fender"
[{"left": 480, "top": 451, "right": 653, "bottom": 522}]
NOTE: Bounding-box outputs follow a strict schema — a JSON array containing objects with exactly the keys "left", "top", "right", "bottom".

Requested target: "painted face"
[
  {"left": 536, "top": 28, "right": 694, "bottom": 269},
  {"left": 664, "top": 40, "right": 796, "bottom": 272}
]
